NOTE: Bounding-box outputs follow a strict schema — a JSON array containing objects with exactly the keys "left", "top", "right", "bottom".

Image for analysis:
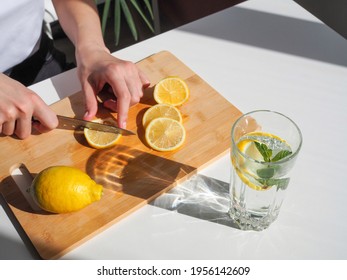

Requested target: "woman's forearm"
[{"left": 52, "top": 0, "right": 109, "bottom": 54}]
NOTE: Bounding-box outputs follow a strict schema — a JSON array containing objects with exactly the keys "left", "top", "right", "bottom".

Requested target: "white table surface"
[{"left": 1, "top": 0, "right": 347, "bottom": 260}]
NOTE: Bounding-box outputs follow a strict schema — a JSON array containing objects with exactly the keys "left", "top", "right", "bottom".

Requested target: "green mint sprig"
[
  {"left": 254, "top": 141, "right": 292, "bottom": 190},
  {"left": 254, "top": 141, "right": 292, "bottom": 163}
]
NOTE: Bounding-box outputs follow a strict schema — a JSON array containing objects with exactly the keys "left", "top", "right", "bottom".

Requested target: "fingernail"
[{"left": 122, "top": 121, "right": 127, "bottom": 129}]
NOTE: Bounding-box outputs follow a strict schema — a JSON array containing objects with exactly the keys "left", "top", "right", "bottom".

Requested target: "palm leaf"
[
  {"left": 101, "top": 0, "right": 112, "bottom": 35},
  {"left": 120, "top": 0, "right": 138, "bottom": 41},
  {"left": 97, "top": 0, "right": 156, "bottom": 45},
  {"left": 130, "top": 0, "right": 154, "bottom": 33},
  {"left": 142, "top": 0, "right": 154, "bottom": 20},
  {"left": 114, "top": 0, "right": 121, "bottom": 45}
]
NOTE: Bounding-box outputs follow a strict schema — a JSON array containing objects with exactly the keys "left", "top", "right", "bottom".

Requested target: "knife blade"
[{"left": 56, "top": 115, "right": 136, "bottom": 136}]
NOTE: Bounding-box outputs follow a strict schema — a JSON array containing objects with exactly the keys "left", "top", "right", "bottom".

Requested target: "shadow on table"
[
  {"left": 0, "top": 194, "right": 40, "bottom": 260},
  {"left": 150, "top": 174, "right": 239, "bottom": 229},
  {"left": 179, "top": 6, "right": 347, "bottom": 67}
]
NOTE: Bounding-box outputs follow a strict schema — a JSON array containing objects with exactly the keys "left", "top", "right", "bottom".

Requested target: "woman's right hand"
[{"left": 0, "top": 74, "right": 58, "bottom": 139}]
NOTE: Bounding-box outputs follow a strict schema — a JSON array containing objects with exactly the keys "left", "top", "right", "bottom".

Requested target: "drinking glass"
[{"left": 228, "top": 110, "right": 302, "bottom": 231}]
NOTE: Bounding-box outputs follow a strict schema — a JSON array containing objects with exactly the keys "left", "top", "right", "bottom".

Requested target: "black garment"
[{"left": 5, "top": 31, "right": 74, "bottom": 86}]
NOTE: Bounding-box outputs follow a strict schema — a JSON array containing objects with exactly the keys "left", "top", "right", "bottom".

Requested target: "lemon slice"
[
  {"left": 237, "top": 134, "right": 264, "bottom": 162},
  {"left": 84, "top": 118, "right": 121, "bottom": 149},
  {"left": 142, "top": 104, "right": 182, "bottom": 128},
  {"left": 145, "top": 117, "right": 186, "bottom": 151},
  {"left": 237, "top": 131, "right": 289, "bottom": 158},
  {"left": 234, "top": 167, "right": 265, "bottom": 191},
  {"left": 153, "top": 76, "right": 190, "bottom": 106}
]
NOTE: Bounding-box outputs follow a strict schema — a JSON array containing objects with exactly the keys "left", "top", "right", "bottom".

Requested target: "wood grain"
[{"left": 0, "top": 51, "right": 242, "bottom": 259}]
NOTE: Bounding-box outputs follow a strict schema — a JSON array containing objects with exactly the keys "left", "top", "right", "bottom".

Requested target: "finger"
[
  {"left": 32, "top": 115, "right": 58, "bottom": 133},
  {"left": 31, "top": 95, "right": 58, "bottom": 132},
  {"left": 124, "top": 78, "right": 143, "bottom": 106},
  {"left": 110, "top": 80, "right": 131, "bottom": 129},
  {"left": 139, "top": 70, "right": 150, "bottom": 88},
  {"left": 15, "top": 117, "right": 32, "bottom": 139},
  {"left": 2, "top": 120, "right": 16, "bottom": 136},
  {"left": 116, "top": 91, "right": 132, "bottom": 129},
  {"left": 82, "top": 81, "right": 99, "bottom": 120}
]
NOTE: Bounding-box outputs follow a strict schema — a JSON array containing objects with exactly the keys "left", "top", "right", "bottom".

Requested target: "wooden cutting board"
[{"left": 0, "top": 51, "right": 242, "bottom": 259}]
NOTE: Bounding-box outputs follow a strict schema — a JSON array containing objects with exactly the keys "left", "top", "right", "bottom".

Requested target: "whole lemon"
[{"left": 30, "top": 166, "right": 103, "bottom": 213}]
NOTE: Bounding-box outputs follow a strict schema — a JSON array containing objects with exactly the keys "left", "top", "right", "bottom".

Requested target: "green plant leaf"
[
  {"left": 272, "top": 150, "right": 292, "bottom": 162},
  {"left": 114, "top": 0, "right": 121, "bottom": 45},
  {"left": 130, "top": 0, "right": 155, "bottom": 33},
  {"left": 254, "top": 141, "right": 272, "bottom": 162},
  {"left": 120, "top": 0, "right": 138, "bottom": 41},
  {"left": 143, "top": 0, "right": 154, "bottom": 19},
  {"left": 257, "top": 167, "right": 275, "bottom": 179},
  {"left": 98, "top": 0, "right": 156, "bottom": 45},
  {"left": 101, "top": 0, "right": 112, "bottom": 35},
  {"left": 257, "top": 177, "right": 290, "bottom": 191}
]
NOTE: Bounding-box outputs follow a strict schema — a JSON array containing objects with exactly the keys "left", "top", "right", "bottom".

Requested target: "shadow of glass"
[
  {"left": 151, "top": 174, "right": 240, "bottom": 229},
  {"left": 179, "top": 7, "right": 347, "bottom": 67}
]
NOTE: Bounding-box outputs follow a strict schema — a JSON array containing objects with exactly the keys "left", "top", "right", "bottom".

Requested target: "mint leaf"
[
  {"left": 255, "top": 141, "right": 292, "bottom": 163},
  {"left": 254, "top": 141, "right": 272, "bottom": 162},
  {"left": 257, "top": 177, "right": 290, "bottom": 191},
  {"left": 272, "top": 150, "right": 292, "bottom": 162},
  {"left": 257, "top": 167, "right": 275, "bottom": 179}
]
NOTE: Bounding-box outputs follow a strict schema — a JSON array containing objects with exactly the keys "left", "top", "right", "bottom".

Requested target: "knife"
[{"left": 56, "top": 115, "right": 136, "bottom": 136}]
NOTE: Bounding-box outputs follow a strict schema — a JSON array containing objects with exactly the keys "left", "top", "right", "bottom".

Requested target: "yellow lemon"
[
  {"left": 30, "top": 166, "right": 103, "bottom": 213},
  {"left": 145, "top": 117, "right": 186, "bottom": 151},
  {"left": 84, "top": 118, "right": 121, "bottom": 149},
  {"left": 142, "top": 103, "right": 182, "bottom": 128},
  {"left": 153, "top": 76, "right": 190, "bottom": 106}
]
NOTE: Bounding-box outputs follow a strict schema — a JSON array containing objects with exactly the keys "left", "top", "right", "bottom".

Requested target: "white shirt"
[{"left": 0, "top": 0, "right": 44, "bottom": 72}]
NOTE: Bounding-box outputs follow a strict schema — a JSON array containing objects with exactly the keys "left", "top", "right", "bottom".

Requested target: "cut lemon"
[
  {"left": 234, "top": 166, "right": 265, "bottom": 191},
  {"left": 145, "top": 117, "right": 186, "bottom": 151},
  {"left": 142, "top": 104, "right": 182, "bottom": 128},
  {"left": 153, "top": 76, "right": 189, "bottom": 106},
  {"left": 237, "top": 133, "right": 264, "bottom": 162},
  {"left": 84, "top": 118, "right": 121, "bottom": 149}
]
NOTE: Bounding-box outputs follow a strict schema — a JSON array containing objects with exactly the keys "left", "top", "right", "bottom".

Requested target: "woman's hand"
[
  {"left": 0, "top": 74, "right": 58, "bottom": 139},
  {"left": 76, "top": 45, "right": 150, "bottom": 129}
]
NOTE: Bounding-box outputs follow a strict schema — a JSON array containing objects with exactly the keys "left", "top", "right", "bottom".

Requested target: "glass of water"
[{"left": 228, "top": 110, "right": 303, "bottom": 231}]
